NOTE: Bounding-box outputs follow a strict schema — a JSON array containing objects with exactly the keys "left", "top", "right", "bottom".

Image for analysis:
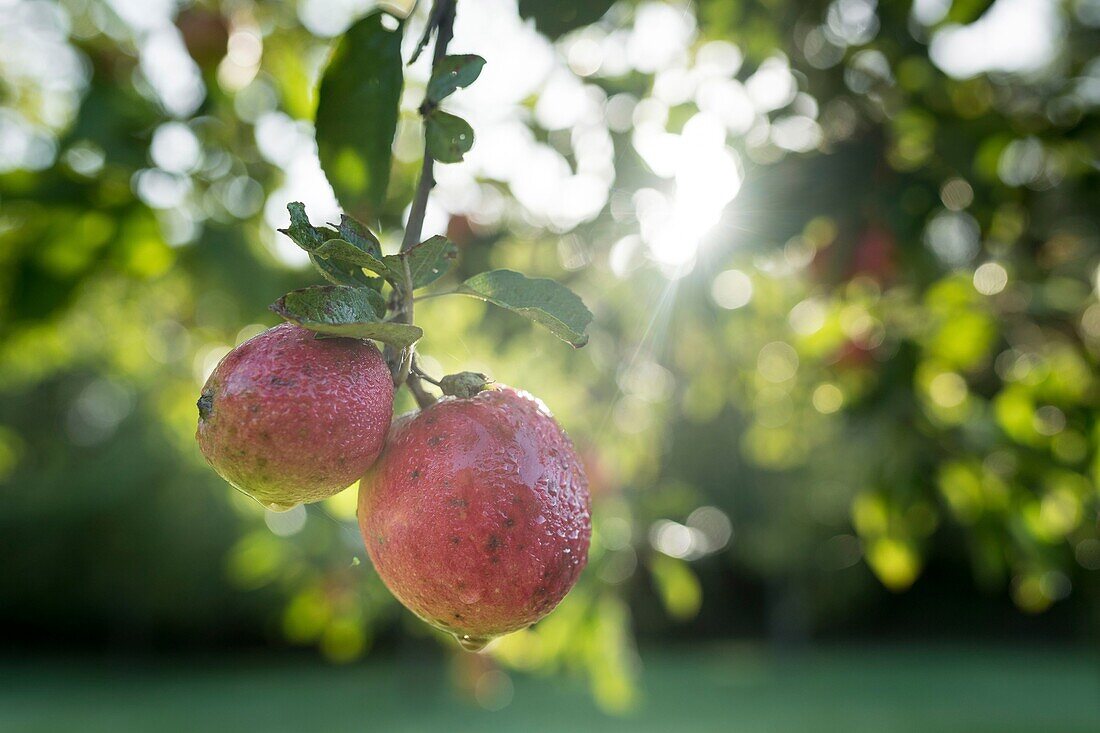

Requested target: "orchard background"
[{"left": 2, "top": 0, "right": 1100, "bottom": 729}]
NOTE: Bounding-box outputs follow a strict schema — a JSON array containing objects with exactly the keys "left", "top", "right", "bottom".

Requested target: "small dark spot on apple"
[
  {"left": 428, "top": 435, "right": 442, "bottom": 446},
  {"left": 411, "top": 469, "right": 420, "bottom": 480},
  {"left": 448, "top": 498, "right": 468, "bottom": 508},
  {"left": 196, "top": 390, "right": 214, "bottom": 421},
  {"left": 504, "top": 516, "right": 515, "bottom": 528},
  {"left": 451, "top": 536, "right": 460, "bottom": 545}
]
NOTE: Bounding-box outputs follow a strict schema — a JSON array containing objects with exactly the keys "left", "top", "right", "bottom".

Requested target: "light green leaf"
[
  {"left": 456, "top": 269, "right": 592, "bottom": 347},
  {"left": 649, "top": 555, "right": 702, "bottom": 621},
  {"left": 426, "top": 55, "right": 486, "bottom": 103},
  {"left": 315, "top": 11, "right": 403, "bottom": 218},
  {"left": 425, "top": 111, "right": 474, "bottom": 164},
  {"left": 271, "top": 286, "right": 421, "bottom": 348},
  {"left": 382, "top": 235, "right": 458, "bottom": 290}
]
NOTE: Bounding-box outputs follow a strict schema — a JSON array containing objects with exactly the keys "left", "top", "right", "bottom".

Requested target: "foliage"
[{"left": 1, "top": 0, "right": 1098, "bottom": 713}]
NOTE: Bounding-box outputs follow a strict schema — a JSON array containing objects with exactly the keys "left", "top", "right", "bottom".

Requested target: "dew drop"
[
  {"left": 264, "top": 501, "right": 298, "bottom": 513},
  {"left": 456, "top": 634, "right": 490, "bottom": 652},
  {"left": 534, "top": 515, "right": 547, "bottom": 525}
]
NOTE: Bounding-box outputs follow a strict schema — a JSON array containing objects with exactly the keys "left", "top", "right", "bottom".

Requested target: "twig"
[
  {"left": 406, "top": 374, "right": 437, "bottom": 407},
  {"left": 400, "top": 0, "right": 455, "bottom": 255},
  {"left": 409, "top": 0, "right": 447, "bottom": 65},
  {"left": 411, "top": 359, "right": 442, "bottom": 386},
  {"left": 393, "top": 0, "right": 456, "bottom": 406}
]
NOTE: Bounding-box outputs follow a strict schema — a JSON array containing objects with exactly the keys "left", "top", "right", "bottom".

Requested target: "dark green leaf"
[
  {"left": 278, "top": 202, "right": 337, "bottom": 252},
  {"left": 382, "top": 235, "right": 458, "bottom": 290},
  {"left": 314, "top": 238, "right": 389, "bottom": 276},
  {"left": 310, "top": 253, "right": 384, "bottom": 290},
  {"left": 278, "top": 204, "right": 385, "bottom": 289},
  {"left": 945, "top": 0, "right": 994, "bottom": 25},
  {"left": 315, "top": 11, "right": 403, "bottom": 219},
  {"left": 456, "top": 269, "right": 592, "bottom": 347},
  {"left": 425, "top": 111, "right": 474, "bottom": 164},
  {"left": 518, "top": 0, "right": 615, "bottom": 39},
  {"left": 427, "top": 55, "right": 486, "bottom": 103},
  {"left": 271, "top": 286, "right": 422, "bottom": 348},
  {"left": 334, "top": 215, "right": 382, "bottom": 258},
  {"left": 359, "top": 285, "right": 388, "bottom": 318}
]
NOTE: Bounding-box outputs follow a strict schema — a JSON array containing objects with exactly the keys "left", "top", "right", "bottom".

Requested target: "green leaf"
[
  {"left": 279, "top": 204, "right": 384, "bottom": 289},
  {"left": 649, "top": 555, "right": 702, "bottom": 621},
  {"left": 425, "top": 111, "right": 474, "bottom": 164},
  {"left": 344, "top": 283, "right": 387, "bottom": 318},
  {"left": 518, "top": 0, "right": 615, "bottom": 39},
  {"left": 271, "top": 286, "right": 422, "bottom": 348},
  {"left": 945, "top": 0, "right": 994, "bottom": 25},
  {"left": 310, "top": 253, "right": 384, "bottom": 289},
  {"left": 382, "top": 235, "right": 458, "bottom": 290},
  {"left": 334, "top": 215, "right": 382, "bottom": 258},
  {"left": 426, "top": 55, "right": 486, "bottom": 103},
  {"left": 456, "top": 269, "right": 592, "bottom": 347},
  {"left": 279, "top": 202, "right": 337, "bottom": 252},
  {"left": 314, "top": 238, "right": 389, "bottom": 276},
  {"left": 315, "top": 11, "right": 403, "bottom": 219}
]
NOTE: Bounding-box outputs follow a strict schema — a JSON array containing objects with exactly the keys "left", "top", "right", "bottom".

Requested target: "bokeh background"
[{"left": 2, "top": 0, "right": 1100, "bottom": 730}]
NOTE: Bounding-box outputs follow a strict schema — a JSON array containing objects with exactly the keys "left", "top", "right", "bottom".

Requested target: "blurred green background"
[{"left": 2, "top": 0, "right": 1099, "bottom": 729}]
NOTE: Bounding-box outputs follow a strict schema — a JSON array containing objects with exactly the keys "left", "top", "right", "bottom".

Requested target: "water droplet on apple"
[{"left": 456, "top": 634, "right": 490, "bottom": 652}]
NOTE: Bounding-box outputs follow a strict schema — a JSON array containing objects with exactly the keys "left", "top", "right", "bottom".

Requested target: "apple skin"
[
  {"left": 196, "top": 323, "right": 394, "bottom": 509},
  {"left": 358, "top": 387, "right": 590, "bottom": 648}
]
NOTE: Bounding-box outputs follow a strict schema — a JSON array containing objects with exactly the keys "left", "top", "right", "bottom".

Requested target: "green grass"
[{"left": 2, "top": 644, "right": 1098, "bottom": 732}]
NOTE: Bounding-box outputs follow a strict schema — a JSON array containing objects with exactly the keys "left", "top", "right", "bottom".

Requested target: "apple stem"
[{"left": 411, "top": 360, "right": 443, "bottom": 387}]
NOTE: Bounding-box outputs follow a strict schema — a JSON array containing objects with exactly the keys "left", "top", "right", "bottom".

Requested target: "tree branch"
[
  {"left": 392, "top": 0, "right": 456, "bottom": 405},
  {"left": 401, "top": 0, "right": 455, "bottom": 254}
]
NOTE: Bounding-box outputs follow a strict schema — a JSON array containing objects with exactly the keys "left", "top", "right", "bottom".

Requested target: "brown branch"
[
  {"left": 400, "top": 0, "right": 455, "bottom": 254},
  {"left": 393, "top": 0, "right": 456, "bottom": 407}
]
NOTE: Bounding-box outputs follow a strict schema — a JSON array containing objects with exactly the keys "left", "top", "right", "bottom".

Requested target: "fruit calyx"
[
  {"left": 196, "top": 388, "right": 215, "bottom": 421},
  {"left": 438, "top": 371, "right": 491, "bottom": 398}
]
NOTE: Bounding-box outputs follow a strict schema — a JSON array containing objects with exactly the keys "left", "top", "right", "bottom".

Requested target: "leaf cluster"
[{"left": 270, "top": 11, "right": 591, "bottom": 351}]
